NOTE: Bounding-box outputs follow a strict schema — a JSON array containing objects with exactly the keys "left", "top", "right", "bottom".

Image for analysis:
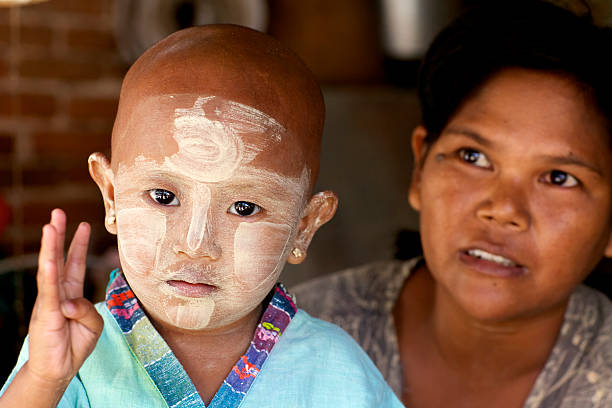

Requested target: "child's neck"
[{"left": 150, "top": 303, "right": 263, "bottom": 405}]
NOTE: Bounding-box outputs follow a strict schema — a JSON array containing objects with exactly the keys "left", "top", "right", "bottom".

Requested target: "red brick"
[
  {"left": 67, "top": 29, "right": 116, "bottom": 51},
  {"left": 65, "top": 119, "right": 115, "bottom": 139},
  {"left": 20, "top": 1, "right": 55, "bottom": 15},
  {"left": 20, "top": 57, "right": 103, "bottom": 80},
  {"left": 22, "top": 161, "right": 92, "bottom": 186},
  {"left": 23, "top": 200, "right": 102, "bottom": 225},
  {"left": 0, "top": 93, "right": 56, "bottom": 117},
  {"left": 0, "top": 58, "right": 7, "bottom": 77},
  {"left": 8, "top": 221, "right": 112, "bottom": 260},
  {"left": 32, "top": 130, "right": 109, "bottom": 156},
  {"left": 68, "top": 97, "right": 118, "bottom": 119},
  {"left": 0, "top": 24, "right": 8, "bottom": 46},
  {"left": 46, "top": 0, "right": 111, "bottom": 15},
  {"left": 0, "top": 132, "right": 13, "bottom": 154},
  {"left": 0, "top": 94, "right": 8, "bottom": 116},
  {"left": 0, "top": 168, "right": 11, "bottom": 187},
  {"left": 20, "top": 25, "right": 52, "bottom": 47},
  {"left": 107, "top": 60, "right": 129, "bottom": 79}
]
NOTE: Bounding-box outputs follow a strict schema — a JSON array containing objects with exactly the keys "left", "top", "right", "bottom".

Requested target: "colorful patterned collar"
[{"left": 105, "top": 269, "right": 297, "bottom": 408}]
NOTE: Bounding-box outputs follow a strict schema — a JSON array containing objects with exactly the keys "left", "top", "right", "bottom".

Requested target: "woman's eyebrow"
[
  {"left": 443, "top": 127, "right": 493, "bottom": 147},
  {"left": 538, "top": 154, "right": 603, "bottom": 176}
]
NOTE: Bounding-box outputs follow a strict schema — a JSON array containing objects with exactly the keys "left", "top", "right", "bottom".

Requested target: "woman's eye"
[
  {"left": 458, "top": 148, "right": 491, "bottom": 168},
  {"left": 543, "top": 170, "right": 579, "bottom": 187},
  {"left": 148, "top": 189, "right": 179, "bottom": 206},
  {"left": 228, "top": 201, "right": 261, "bottom": 217}
]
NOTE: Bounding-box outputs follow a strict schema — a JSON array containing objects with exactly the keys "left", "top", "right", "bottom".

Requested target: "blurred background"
[{"left": 0, "top": 0, "right": 610, "bottom": 382}]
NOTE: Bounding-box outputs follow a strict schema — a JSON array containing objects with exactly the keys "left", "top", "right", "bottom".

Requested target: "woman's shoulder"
[
  {"left": 567, "top": 285, "right": 612, "bottom": 369},
  {"left": 292, "top": 258, "right": 419, "bottom": 320},
  {"left": 528, "top": 285, "right": 612, "bottom": 407}
]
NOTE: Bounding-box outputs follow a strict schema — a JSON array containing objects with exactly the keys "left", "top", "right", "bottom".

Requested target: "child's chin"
[{"left": 161, "top": 301, "right": 216, "bottom": 331}]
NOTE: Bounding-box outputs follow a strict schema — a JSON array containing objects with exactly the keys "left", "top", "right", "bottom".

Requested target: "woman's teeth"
[{"left": 467, "top": 249, "right": 518, "bottom": 267}]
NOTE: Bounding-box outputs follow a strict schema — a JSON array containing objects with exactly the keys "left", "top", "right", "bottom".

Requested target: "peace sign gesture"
[{"left": 0, "top": 209, "right": 104, "bottom": 407}]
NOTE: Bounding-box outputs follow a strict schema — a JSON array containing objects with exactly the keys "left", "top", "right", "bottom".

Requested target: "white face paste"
[
  {"left": 186, "top": 184, "right": 212, "bottom": 253},
  {"left": 168, "top": 96, "right": 284, "bottom": 182},
  {"left": 113, "top": 95, "right": 310, "bottom": 331},
  {"left": 234, "top": 222, "right": 292, "bottom": 289}
]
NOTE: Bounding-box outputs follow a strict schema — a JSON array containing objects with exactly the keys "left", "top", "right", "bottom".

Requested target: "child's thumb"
[{"left": 61, "top": 298, "right": 104, "bottom": 336}]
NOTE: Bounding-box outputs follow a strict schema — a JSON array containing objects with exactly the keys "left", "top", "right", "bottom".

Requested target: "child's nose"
[
  {"left": 178, "top": 187, "right": 222, "bottom": 259},
  {"left": 475, "top": 177, "right": 531, "bottom": 232}
]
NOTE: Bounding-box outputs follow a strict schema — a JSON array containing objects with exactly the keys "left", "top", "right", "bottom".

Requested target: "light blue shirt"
[{"left": 2, "top": 272, "right": 403, "bottom": 407}]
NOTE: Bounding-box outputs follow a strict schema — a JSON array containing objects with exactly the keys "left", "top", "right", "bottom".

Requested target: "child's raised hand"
[{"left": 26, "top": 208, "right": 103, "bottom": 389}]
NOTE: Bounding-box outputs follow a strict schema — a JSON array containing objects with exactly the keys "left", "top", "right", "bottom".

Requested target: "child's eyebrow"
[
  {"left": 442, "top": 127, "right": 493, "bottom": 147},
  {"left": 223, "top": 179, "right": 301, "bottom": 202}
]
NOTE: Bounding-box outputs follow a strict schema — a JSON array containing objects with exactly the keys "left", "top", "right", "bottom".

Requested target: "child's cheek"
[
  {"left": 116, "top": 207, "right": 166, "bottom": 276},
  {"left": 233, "top": 222, "right": 292, "bottom": 290}
]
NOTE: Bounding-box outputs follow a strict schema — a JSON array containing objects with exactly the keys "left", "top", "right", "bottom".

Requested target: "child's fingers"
[
  {"left": 63, "top": 222, "right": 91, "bottom": 299},
  {"left": 35, "top": 225, "right": 62, "bottom": 314},
  {"left": 61, "top": 298, "right": 104, "bottom": 336},
  {"left": 50, "top": 209, "right": 67, "bottom": 272}
]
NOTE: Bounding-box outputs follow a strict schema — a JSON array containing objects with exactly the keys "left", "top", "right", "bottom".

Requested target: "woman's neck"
[
  {"left": 430, "top": 280, "right": 566, "bottom": 376},
  {"left": 403, "top": 264, "right": 567, "bottom": 375},
  {"left": 394, "top": 264, "right": 570, "bottom": 407}
]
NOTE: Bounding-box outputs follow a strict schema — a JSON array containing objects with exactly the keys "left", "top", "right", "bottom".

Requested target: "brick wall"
[{"left": 0, "top": 0, "right": 128, "bottom": 259}]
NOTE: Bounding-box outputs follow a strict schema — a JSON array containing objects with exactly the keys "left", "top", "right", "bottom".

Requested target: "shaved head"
[
  {"left": 88, "top": 25, "right": 337, "bottom": 333},
  {"left": 112, "top": 24, "right": 325, "bottom": 188}
]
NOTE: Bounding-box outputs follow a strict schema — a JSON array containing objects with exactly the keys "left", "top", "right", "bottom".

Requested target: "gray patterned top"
[{"left": 293, "top": 259, "right": 612, "bottom": 407}]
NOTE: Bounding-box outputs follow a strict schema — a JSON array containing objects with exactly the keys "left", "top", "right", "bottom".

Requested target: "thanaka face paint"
[{"left": 112, "top": 94, "right": 310, "bottom": 331}]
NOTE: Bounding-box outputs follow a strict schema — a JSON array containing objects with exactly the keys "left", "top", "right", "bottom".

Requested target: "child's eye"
[
  {"left": 228, "top": 201, "right": 261, "bottom": 217},
  {"left": 148, "top": 189, "right": 179, "bottom": 206},
  {"left": 458, "top": 148, "right": 491, "bottom": 168},
  {"left": 542, "top": 170, "right": 579, "bottom": 187}
]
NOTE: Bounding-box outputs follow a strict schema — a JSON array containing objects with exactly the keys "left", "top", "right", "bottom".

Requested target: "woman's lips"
[
  {"left": 459, "top": 249, "right": 527, "bottom": 278},
  {"left": 166, "top": 280, "right": 216, "bottom": 297}
]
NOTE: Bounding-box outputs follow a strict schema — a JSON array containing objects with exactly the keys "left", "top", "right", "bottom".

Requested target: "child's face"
[
  {"left": 410, "top": 68, "right": 612, "bottom": 322},
  {"left": 106, "top": 95, "right": 310, "bottom": 330}
]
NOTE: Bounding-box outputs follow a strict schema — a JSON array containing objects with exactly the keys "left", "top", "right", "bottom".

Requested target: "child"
[{"left": 0, "top": 25, "right": 402, "bottom": 407}]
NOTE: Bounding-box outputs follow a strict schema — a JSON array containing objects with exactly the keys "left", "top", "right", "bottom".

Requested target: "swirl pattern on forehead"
[{"left": 167, "top": 96, "right": 286, "bottom": 182}]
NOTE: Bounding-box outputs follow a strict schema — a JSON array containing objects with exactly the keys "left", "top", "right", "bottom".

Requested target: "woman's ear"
[
  {"left": 408, "top": 125, "right": 429, "bottom": 212},
  {"left": 287, "top": 191, "right": 338, "bottom": 265},
  {"left": 88, "top": 152, "right": 117, "bottom": 235},
  {"left": 605, "top": 228, "right": 612, "bottom": 258}
]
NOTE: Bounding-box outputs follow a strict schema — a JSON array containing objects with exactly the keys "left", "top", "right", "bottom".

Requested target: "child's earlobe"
[
  {"left": 287, "top": 191, "right": 338, "bottom": 265},
  {"left": 88, "top": 152, "right": 117, "bottom": 235}
]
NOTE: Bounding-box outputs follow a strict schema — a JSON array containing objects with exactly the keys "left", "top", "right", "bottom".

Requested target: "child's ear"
[
  {"left": 408, "top": 125, "right": 429, "bottom": 212},
  {"left": 88, "top": 152, "right": 117, "bottom": 235},
  {"left": 287, "top": 191, "right": 338, "bottom": 265}
]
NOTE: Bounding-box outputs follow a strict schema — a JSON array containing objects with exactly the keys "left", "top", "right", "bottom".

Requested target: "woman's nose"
[{"left": 475, "top": 178, "right": 531, "bottom": 232}]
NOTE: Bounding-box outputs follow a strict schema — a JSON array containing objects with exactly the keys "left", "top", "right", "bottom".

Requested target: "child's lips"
[{"left": 166, "top": 280, "right": 217, "bottom": 297}]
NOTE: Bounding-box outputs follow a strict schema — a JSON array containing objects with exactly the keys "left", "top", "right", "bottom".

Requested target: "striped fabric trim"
[{"left": 105, "top": 270, "right": 297, "bottom": 408}]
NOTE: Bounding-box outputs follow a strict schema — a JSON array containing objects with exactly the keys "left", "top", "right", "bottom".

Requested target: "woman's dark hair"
[{"left": 417, "top": 0, "right": 612, "bottom": 142}]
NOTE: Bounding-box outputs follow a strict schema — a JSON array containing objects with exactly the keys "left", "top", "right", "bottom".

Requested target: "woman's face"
[{"left": 410, "top": 68, "right": 612, "bottom": 323}]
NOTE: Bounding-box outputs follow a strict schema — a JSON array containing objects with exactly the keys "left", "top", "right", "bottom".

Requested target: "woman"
[{"left": 294, "top": 1, "right": 612, "bottom": 406}]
